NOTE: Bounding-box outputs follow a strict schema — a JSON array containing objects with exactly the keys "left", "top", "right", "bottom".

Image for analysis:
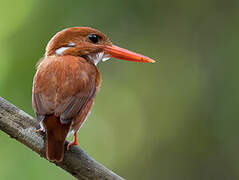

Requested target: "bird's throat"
[{"left": 85, "top": 52, "right": 111, "bottom": 65}]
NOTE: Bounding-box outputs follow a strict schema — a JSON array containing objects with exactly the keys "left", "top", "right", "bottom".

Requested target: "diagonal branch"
[{"left": 0, "top": 96, "right": 124, "bottom": 180}]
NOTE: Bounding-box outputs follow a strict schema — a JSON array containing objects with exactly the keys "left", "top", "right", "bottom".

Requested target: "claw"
[{"left": 35, "top": 128, "right": 44, "bottom": 134}]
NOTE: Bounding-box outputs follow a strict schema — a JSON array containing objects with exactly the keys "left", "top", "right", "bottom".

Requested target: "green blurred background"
[{"left": 0, "top": 0, "right": 238, "bottom": 179}]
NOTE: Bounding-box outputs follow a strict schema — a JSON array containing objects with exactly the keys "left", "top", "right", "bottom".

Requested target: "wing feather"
[{"left": 59, "top": 83, "right": 96, "bottom": 124}]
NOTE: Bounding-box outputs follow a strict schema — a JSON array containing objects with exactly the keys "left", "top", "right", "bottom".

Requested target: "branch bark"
[{"left": 0, "top": 96, "right": 124, "bottom": 180}]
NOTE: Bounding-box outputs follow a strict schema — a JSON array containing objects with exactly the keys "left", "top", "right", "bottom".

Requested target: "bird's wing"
[
  {"left": 32, "top": 56, "right": 97, "bottom": 124},
  {"left": 57, "top": 83, "right": 96, "bottom": 124},
  {"left": 33, "top": 84, "right": 96, "bottom": 124}
]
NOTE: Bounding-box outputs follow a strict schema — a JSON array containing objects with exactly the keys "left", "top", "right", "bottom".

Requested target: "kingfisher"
[{"left": 32, "top": 27, "right": 155, "bottom": 162}]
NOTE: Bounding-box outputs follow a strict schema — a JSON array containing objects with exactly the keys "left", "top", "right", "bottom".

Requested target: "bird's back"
[{"left": 32, "top": 55, "right": 100, "bottom": 161}]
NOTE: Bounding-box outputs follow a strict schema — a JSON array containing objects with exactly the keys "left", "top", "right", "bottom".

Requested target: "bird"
[{"left": 32, "top": 27, "right": 155, "bottom": 162}]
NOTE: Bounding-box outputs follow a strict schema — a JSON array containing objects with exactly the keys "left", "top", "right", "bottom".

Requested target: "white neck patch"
[
  {"left": 56, "top": 47, "right": 70, "bottom": 55},
  {"left": 54, "top": 44, "right": 111, "bottom": 65},
  {"left": 55, "top": 42, "right": 75, "bottom": 55}
]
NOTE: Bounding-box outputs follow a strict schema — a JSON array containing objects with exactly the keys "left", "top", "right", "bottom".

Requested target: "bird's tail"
[{"left": 43, "top": 115, "right": 71, "bottom": 162}]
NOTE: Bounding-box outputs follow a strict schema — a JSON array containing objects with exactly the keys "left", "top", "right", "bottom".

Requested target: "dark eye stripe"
[{"left": 88, "top": 34, "right": 100, "bottom": 43}]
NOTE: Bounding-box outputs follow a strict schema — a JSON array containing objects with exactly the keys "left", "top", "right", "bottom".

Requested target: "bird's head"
[{"left": 46, "top": 27, "right": 155, "bottom": 65}]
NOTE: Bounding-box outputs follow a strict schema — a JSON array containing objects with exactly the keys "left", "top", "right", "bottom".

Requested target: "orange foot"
[{"left": 67, "top": 132, "right": 79, "bottom": 150}]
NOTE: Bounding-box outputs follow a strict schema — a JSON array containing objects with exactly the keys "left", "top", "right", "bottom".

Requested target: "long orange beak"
[{"left": 104, "top": 45, "right": 155, "bottom": 63}]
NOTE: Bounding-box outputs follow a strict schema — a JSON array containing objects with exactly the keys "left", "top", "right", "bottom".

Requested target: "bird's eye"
[{"left": 88, "top": 34, "right": 100, "bottom": 43}]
